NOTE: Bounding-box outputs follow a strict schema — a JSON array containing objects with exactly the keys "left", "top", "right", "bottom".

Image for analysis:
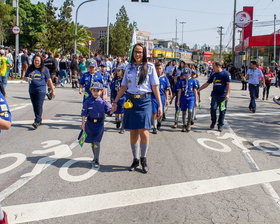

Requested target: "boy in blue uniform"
[
  {"left": 79, "top": 60, "right": 105, "bottom": 102},
  {"left": 81, "top": 82, "right": 112, "bottom": 168},
  {"left": 100, "top": 61, "right": 111, "bottom": 100},
  {"left": 177, "top": 69, "right": 198, "bottom": 132},
  {"left": 170, "top": 73, "right": 184, "bottom": 128},
  {"left": 191, "top": 71, "right": 201, "bottom": 125},
  {"left": 111, "top": 64, "right": 126, "bottom": 134},
  {"left": 0, "top": 91, "right": 11, "bottom": 224},
  {"left": 151, "top": 62, "right": 170, "bottom": 134}
]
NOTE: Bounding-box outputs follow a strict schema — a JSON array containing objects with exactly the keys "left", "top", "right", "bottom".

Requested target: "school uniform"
[
  {"left": 121, "top": 62, "right": 159, "bottom": 130},
  {"left": 178, "top": 77, "right": 198, "bottom": 111},
  {"left": 152, "top": 73, "right": 170, "bottom": 114},
  {"left": 81, "top": 95, "right": 111, "bottom": 143},
  {"left": 79, "top": 72, "right": 103, "bottom": 101},
  {"left": 111, "top": 77, "right": 126, "bottom": 114},
  {"left": 0, "top": 92, "right": 11, "bottom": 135}
]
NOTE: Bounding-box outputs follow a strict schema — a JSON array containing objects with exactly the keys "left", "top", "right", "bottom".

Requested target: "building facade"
[{"left": 87, "top": 26, "right": 107, "bottom": 53}]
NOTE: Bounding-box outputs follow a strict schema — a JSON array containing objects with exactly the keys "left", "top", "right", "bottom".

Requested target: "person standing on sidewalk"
[
  {"left": 245, "top": 61, "right": 265, "bottom": 113},
  {"left": 21, "top": 50, "right": 29, "bottom": 78},
  {"left": 199, "top": 61, "right": 231, "bottom": 132},
  {"left": 0, "top": 50, "right": 11, "bottom": 90}
]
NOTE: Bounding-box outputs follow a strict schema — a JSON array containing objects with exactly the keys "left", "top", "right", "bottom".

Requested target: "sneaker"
[
  {"left": 129, "top": 159, "right": 139, "bottom": 171},
  {"left": 119, "top": 129, "right": 125, "bottom": 134},
  {"left": 191, "top": 120, "right": 194, "bottom": 125},
  {"left": 210, "top": 123, "right": 215, "bottom": 129},
  {"left": 251, "top": 109, "right": 256, "bottom": 113},
  {"left": 32, "top": 122, "right": 39, "bottom": 129},
  {"left": 172, "top": 123, "right": 178, "bottom": 129},
  {"left": 116, "top": 121, "right": 121, "bottom": 129},
  {"left": 152, "top": 128, "right": 157, "bottom": 134},
  {"left": 186, "top": 123, "right": 191, "bottom": 132},
  {"left": 0, "top": 211, "right": 8, "bottom": 224},
  {"left": 162, "top": 113, "right": 166, "bottom": 121},
  {"left": 157, "top": 121, "right": 161, "bottom": 130},
  {"left": 181, "top": 125, "right": 187, "bottom": 132},
  {"left": 94, "top": 160, "right": 100, "bottom": 169},
  {"left": 140, "top": 157, "right": 149, "bottom": 173},
  {"left": 218, "top": 126, "right": 223, "bottom": 132},
  {"left": 262, "top": 97, "right": 264, "bottom": 100}
]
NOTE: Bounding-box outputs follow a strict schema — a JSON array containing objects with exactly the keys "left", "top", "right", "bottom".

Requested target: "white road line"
[
  {"left": 224, "top": 121, "right": 280, "bottom": 209},
  {"left": 4, "top": 168, "right": 280, "bottom": 224},
  {"left": 9, "top": 104, "right": 32, "bottom": 112},
  {"left": 12, "top": 118, "right": 81, "bottom": 125}
]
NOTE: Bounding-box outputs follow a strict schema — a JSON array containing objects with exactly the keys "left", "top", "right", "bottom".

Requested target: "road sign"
[
  {"left": 12, "top": 25, "right": 21, "bottom": 35},
  {"left": 238, "top": 51, "right": 246, "bottom": 55},
  {"left": 88, "top": 40, "right": 92, "bottom": 46},
  {"left": 236, "top": 11, "right": 251, "bottom": 28}
]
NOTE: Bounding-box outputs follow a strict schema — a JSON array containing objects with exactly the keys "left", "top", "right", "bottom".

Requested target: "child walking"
[{"left": 81, "top": 82, "right": 112, "bottom": 168}]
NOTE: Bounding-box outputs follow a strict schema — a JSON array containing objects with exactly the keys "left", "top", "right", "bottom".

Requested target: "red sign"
[
  {"left": 236, "top": 11, "right": 251, "bottom": 28},
  {"left": 12, "top": 25, "right": 21, "bottom": 35},
  {"left": 88, "top": 40, "right": 92, "bottom": 46}
]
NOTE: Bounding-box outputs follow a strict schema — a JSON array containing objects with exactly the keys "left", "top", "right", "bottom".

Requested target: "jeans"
[
  {"left": 0, "top": 76, "right": 8, "bottom": 90},
  {"left": 249, "top": 84, "right": 259, "bottom": 110},
  {"left": 263, "top": 83, "right": 271, "bottom": 99},
  {"left": 241, "top": 81, "right": 247, "bottom": 90},
  {"left": 210, "top": 95, "right": 227, "bottom": 127},
  {"left": 30, "top": 91, "right": 46, "bottom": 123},
  {"left": 59, "top": 70, "right": 67, "bottom": 84}
]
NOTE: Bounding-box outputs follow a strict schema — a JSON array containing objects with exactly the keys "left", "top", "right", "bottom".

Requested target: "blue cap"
[
  {"left": 89, "top": 60, "right": 97, "bottom": 67},
  {"left": 182, "top": 68, "right": 190, "bottom": 76},
  {"left": 90, "top": 82, "right": 103, "bottom": 90},
  {"left": 100, "top": 61, "right": 107, "bottom": 67},
  {"left": 191, "top": 70, "right": 196, "bottom": 74},
  {"left": 116, "top": 64, "right": 126, "bottom": 70}
]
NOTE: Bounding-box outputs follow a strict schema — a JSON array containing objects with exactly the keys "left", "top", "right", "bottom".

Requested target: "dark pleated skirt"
[{"left": 85, "top": 120, "right": 104, "bottom": 143}]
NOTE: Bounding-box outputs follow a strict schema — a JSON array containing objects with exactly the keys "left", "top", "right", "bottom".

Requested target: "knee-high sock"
[
  {"left": 0, "top": 205, "right": 4, "bottom": 220},
  {"left": 175, "top": 111, "right": 179, "bottom": 123},
  {"left": 131, "top": 144, "right": 140, "bottom": 159},
  {"left": 191, "top": 108, "right": 196, "bottom": 121},
  {"left": 92, "top": 142, "right": 100, "bottom": 161},
  {"left": 152, "top": 119, "right": 157, "bottom": 129},
  {"left": 182, "top": 111, "right": 186, "bottom": 125},
  {"left": 140, "top": 143, "right": 149, "bottom": 158},
  {"left": 187, "top": 110, "right": 192, "bottom": 124},
  {"left": 116, "top": 116, "right": 120, "bottom": 122},
  {"left": 120, "top": 116, "right": 124, "bottom": 129}
]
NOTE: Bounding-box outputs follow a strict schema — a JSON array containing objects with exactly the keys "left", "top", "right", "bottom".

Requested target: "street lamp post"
[
  {"left": 232, "top": 0, "right": 237, "bottom": 66},
  {"left": 106, "top": 0, "right": 110, "bottom": 56},
  {"left": 273, "top": 14, "right": 276, "bottom": 71},
  {"left": 179, "top": 21, "right": 186, "bottom": 46},
  {"left": 74, "top": 0, "right": 95, "bottom": 55}
]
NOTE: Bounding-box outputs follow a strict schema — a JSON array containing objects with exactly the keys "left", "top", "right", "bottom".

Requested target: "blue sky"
[{"left": 31, "top": 0, "right": 280, "bottom": 48}]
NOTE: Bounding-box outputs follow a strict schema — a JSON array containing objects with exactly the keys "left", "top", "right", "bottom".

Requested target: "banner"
[{"left": 129, "top": 22, "right": 137, "bottom": 63}]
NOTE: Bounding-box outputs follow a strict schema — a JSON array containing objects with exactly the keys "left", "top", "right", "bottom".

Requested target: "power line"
[{"left": 151, "top": 27, "right": 217, "bottom": 35}]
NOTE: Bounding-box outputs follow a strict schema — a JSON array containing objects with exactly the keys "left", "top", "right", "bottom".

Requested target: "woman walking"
[
  {"left": 262, "top": 66, "right": 274, "bottom": 100},
  {"left": 24, "top": 55, "right": 55, "bottom": 129},
  {"left": 111, "top": 43, "right": 162, "bottom": 173}
]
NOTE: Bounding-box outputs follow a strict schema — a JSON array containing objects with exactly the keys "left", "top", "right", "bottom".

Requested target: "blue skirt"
[
  {"left": 114, "top": 96, "right": 126, "bottom": 114},
  {"left": 123, "top": 95, "right": 152, "bottom": 130},
  {"left": 85, "top": 120, "right": 104, "bottom": 143}
]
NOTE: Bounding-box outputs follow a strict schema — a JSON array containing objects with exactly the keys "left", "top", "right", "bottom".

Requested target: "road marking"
[
  {"left": 197, "top": 138, "right": 231, "bottom": 152},
  {"left": 4, "top": 168, "right": 280, "bottom": 223},
  {"left": 12, "top": 118, "right": 81, "bottom": 125},
  {"left": 9, "top": 104, "right": 31, "bottom": 112}
]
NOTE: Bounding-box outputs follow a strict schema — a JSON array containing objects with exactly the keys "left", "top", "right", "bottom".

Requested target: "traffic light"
[
  {"left": 131, "top": 0, "right": 139, "bottom": 2},
  {"left": 141, "top": 0, "right": 149, "bottom": 2}
]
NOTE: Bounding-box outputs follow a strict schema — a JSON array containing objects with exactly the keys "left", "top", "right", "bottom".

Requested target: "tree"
[
  {"left": 109, "top": 6, "right": 133, "bottom": 56},
  {"left": 0, "top": 1, "right": 15, "bottom": 46},
  {"left": 179, "top": 43, "right": 190, "bottom": 50},
  {"left": 223, "top": 51, "right": 232, "bottom": 64}
]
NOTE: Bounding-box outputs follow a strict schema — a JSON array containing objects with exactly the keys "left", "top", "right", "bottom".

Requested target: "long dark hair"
[
  {"left": 29, "top": 54, "right": 45, "bottom": 74},
  {"left": 131, "top": 43, "right": 148, "bottom": 85}
]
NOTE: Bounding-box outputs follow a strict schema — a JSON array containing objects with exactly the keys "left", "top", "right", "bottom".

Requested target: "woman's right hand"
[{"left": 111, "top": 103, "right": 117, "bottom": 114}]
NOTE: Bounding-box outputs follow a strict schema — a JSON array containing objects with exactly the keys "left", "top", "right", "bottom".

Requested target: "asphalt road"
[{"left": 1, "top": 76, "right": 280, "bottom": 224}]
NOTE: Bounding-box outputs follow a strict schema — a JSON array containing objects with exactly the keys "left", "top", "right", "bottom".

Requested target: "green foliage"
[
  {"left": 108, "top": 6, "right": 133, "bottom": 57},
  {"left": 223, "top": 51, "right": 232, "bottom": 64},
  {"left": 0, "top": 1, "right": 15, "bottom": 45},
  {"left": 179, "top": 43, "right": 190, "bottom": 50}
]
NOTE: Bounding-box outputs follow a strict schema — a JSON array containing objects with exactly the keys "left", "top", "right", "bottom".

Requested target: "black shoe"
[
  {"left": 157, "top": 121, "right": 161, "bottom": 130},
  {"left": 119, "top": 129, "right": 124, "bottom": 134},
  {"left": 251, "top": 109, "right": 256, "bottom": 113},
  {"left": 152, "top": 128, "right": 157, "bottom": 134},
  {"left": 181, "top": 125, "right": 187, "bottom": 132},
  {"left": 129, "top": 159, "right": 139, "bottom": 171},
  {"left": 210, "top": 123, "right": 215, "bottom": 129},
  {"left": 249, "top": 107, "right": 252, "bottom": 111},
  {"left": 93, "top": 160, "right": 100, "bottom": 169},
  {"left": 140, "top": 157, "right": 149, "bottom": 173},
  {"left": 116, "top": 121, "right": 121, "bottom": 129},
  {"left": 172, "top": 123, "right": 178, "bottom": 128},
  {"left": 218, "top": 126, "right": 223, "bottom": 132},
  {"left": 32, "top": 122, "right": 39, "bottom": 129},
  {"left": 162, "top": 113, "right": 166, "bottom": 121},
  {"left": 191, "top": 120, "right": 194, "bottom": 125}
]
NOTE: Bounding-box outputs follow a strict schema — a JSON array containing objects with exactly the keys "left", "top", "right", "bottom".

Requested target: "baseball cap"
[
  {"left": 89, "top": 60, "right": 97, "bottom": 67},
  {"left": 116, "top": 64, "right": 126, "bottom": 70},
  {"left": 100, "top": 61, "right": 107, "bottom": 67},
  {"left": 90, "top": 82, "right": 103, "bottom": 90},
  {"left": 0, "top": 49, "right": 5, "bottom": 55}
]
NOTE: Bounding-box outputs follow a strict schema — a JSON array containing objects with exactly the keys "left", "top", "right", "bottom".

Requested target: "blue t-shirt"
[
  {"left": 100, "top": 71, "right": 111, "bottom": 88},
  {"left": 172, "top": 80, "right": 181, "bottom": 99},
  {"left": 111, "top": 77, "right": 126, "bottom": 101},
  {"left": 25, "top": 67, "right": 51, "bottom": 93},
  {"left": 0, "top": 92, "right": 11, "bottom": 135},
  {"left": 207, "top": 70, "right": 231, "bottom": 97},
  {"left": 79, "top": 72, "right": 104, "bottom": 97},
  {"left": 178, "top": 77, "right": 198, "bottom": 98},
  {"left": 152, "top": 74, "right": 170, "bottom": 99}
]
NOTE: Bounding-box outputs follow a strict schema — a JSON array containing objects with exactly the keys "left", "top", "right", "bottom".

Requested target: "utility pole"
[
  {"left": 274, "top": 14, "right": 276, "bottom": 72},
  {"left": 232, "top": 0, "right": 237, "bottom": 66},
  {"left": 106, "top": 0, "right": 110, "bottom": 56},
  {"left": 218, "top": 26, "right": 224, "bottom": 62},
  {"left": 175, "top": 19, "right": 178, "bottom": 59},
  {"left": 179, "top": 21, "right": 186, "bottom": 45},
  {"left": 15, "top": 0, "right": 19, "bottom": 74}
]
